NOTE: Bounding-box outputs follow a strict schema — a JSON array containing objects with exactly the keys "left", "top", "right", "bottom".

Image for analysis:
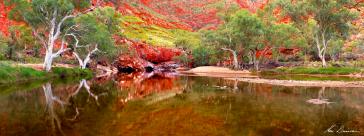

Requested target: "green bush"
[{"left": 192, "top": 46, "right": 218, "bottom": 67}]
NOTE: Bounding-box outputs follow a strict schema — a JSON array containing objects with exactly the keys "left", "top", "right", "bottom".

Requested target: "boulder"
[
  {"left": 133, "top": 42, "right": 182, "bottom": 64},
  {"left": 154, "top": 61, "right": 180, "bottom": 72},
  {"left": 113, "top": 54, "right": 154, "bottom": 73}
]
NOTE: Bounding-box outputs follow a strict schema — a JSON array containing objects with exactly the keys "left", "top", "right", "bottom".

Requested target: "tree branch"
[
  {"left": 221, "top": 47, "right": 235, "bottom": 52},
  {"left": 54, "top": 3, "right": 100, "bottom": 39},
  {"left": 66, "top": 33, "right": 80, "bottom": 47},
  {"left": 32, "top": 29, "right": 47, "bottom": 49},
  {"left": 73, "top": 52, "right": 84, "bottom": 67}
]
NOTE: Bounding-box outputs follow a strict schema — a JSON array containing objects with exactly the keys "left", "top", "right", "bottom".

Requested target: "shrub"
[{"left": 192, "top": 46, "right": 218, "bottom": 67}]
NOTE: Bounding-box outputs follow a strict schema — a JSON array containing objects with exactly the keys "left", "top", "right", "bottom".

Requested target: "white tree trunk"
[
  {"left": 44, "top": 50, "right": 54, "bottom": 72},
  {"left": 254, "top": 60, "right": 260, "bottom": 71},
  {"left": 41, "top": 10, "right": 73, "bottom": 72},
  {"left": 320, "top": 55, "right": 327, "bottom": 67},
  {"left": 73, "top": 44, "right": 99, "bottom": 69},
  {"left": 251, "top": 50, "right": 260, "bottom": 71},
  {"left": 315, "top": 30, "right": 329, "bottom": 67},
  {"left": 33, "top": 4, "right": 100, "bottom": 72},
  {"left": 232, "top": 52, "right": 239, "bottom": 69},
  {"left": 222, "top": 48, "right": 239, "bottom": 69},
  {"left": 248, "top": 51, "right": 253, "bottom": 64}
]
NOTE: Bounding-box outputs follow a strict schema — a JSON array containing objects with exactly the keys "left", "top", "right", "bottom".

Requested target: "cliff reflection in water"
[
  {"left": 0, "top": 73, "right": 364, "bottom": 135},
  {"left": 114, "top": 72, "right": 183, "bottom": 104}
]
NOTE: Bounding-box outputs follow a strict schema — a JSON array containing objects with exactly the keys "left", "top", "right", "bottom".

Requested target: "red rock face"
[
  {"left": 116, "top": 38, "right": 182, "bottom": 64},
  {"left": 114, "top": 38, "right": 183, "bottom": 72},
  {"left": 95, "top": 0, "right": 271, "bottom": 31},
  {"left": 137, "top": 0, "right": 222, "bottom": 30},
  {"left": 115, "top": 3, "right": 193, "bottom": 31},
  {"left": 0, "top": 1, "right": 12, "bottom": 36},
  {"left": 133, "top": 43, "right": 182, "bottom": 64},
  {"left": 0, "top": 0, "right": 272, "bottom": 36},
  {"left": 113, "top": 54, "right": 154, "bottom": 72},
  {"left": 136, "top": 0, "right": 272, "bottom": 30}
]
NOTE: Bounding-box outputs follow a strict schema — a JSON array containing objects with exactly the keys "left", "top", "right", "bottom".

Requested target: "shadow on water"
[{"left": 0, "top": 72, "right": 364, "bottom": 135}]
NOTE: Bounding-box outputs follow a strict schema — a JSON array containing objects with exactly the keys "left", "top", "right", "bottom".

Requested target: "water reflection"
[
  {"left": 0, "top": 73, "right": 364, "bottom": 135},
  {"left": 114, "top": 71, "right": 182, "bottom": 104},
  {"left": 43, "top": 82, "right": 65, "bottom": 135},
  {"left": 306, "top": 87, "right": 333, "bottom": 105}
]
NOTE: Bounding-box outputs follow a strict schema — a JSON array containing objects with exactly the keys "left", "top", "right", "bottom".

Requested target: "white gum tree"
[
  {"left": 67, "top": 7, "right": 121, "bottom": 69},
  {"left": 5, "top": 0, "right": 101, "bottom": 71}
]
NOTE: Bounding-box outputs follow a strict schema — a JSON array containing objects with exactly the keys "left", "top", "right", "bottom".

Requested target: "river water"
[{"left": 0, "top": 72, "right": 364, "bottom": 136}]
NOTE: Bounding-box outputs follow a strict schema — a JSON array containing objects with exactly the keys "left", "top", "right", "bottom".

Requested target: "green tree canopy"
[{"left": 277, "top": 0, "right": 359, "bottom": 66}]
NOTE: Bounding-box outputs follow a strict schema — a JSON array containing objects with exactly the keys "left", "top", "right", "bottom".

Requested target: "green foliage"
[
  {"left": 256, "top": 4, "right": 307, "bottom": 60},
  {"left": 278, "top": 0, "right": 359, "bottom": 64},
  {"left": 327, "top": 39, "right": 344, "bottom": 59},
  {"left": 9, "top": 25, "right": 37, "bottom": 49},
  {"left": 310, "top": 0, "right": 358, "bottom": 38},
  {"left": 120, "top": 15, "right": 200, "bottom": 47},
  {"left": 0, "top": 62, "right": 46, "bottom": 83},
  {"left": 192, "top": 46, "right": 218, "bottom": 67},
  {"left": 174, "top": 37, "right": 200, "bottom": 51},
  {"left": 269, "top": 67, "right": 361, "bottom": 75},
  {"left": 75, "top": 9, "right": 114, "bottom": 46},
  {"left": 70, "top": 7, "right": 122, "bottom": 62},
  {"left": 275, "top": 0, "right": 311, "bottom": 27},
  {"left": 6, "top": 25, "right": 41, "bottom": 59},
  {"left": 120, "top": 15, "right": 174, "bottom": 46},
  {"left": 90, "top": 7, "right": 124, "bottom": 36},
  {"left": 52, "top": 67, "right": 93, "bottom": 79},
  {"left": 5, "top": 0, "right": 82, "bottom": 28},
  {"left": 268, "top": 24, "right": 306, "bottom": 47},
  {"left": 0, "top": 61, "right": 93, "bottom": 84},
  {"left": 172, "top": 29, "right": 201, "bottom": 49},
  {"left": 231, "top": 10, "right": 265, "bottom": 50},
  {"left": 173, "top": 54, "right": 189, "bottom": 67},
  {"left": 0, "top": 35, "right": 7, "bottom": 60}
]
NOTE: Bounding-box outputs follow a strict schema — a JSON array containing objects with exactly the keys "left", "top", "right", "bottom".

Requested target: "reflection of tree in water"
[
  {"left": 43, "top": 82, "right": 66, "bottom": 135},
  {"left": 73, "top": 79, "right": 108, "bottom": 106},
  {"left": 306, "top": 87, "right": 333, "bottom": 105},
  {"left": 42, "top": 79, "right": 107, "bottom": 135}
]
